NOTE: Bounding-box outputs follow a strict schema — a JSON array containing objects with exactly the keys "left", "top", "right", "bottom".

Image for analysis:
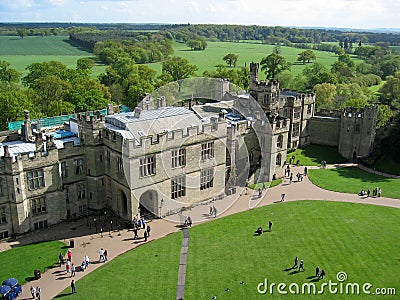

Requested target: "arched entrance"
[
  {"left": 119, "top": 190, "right": 128, "bottom": 217},
  {"left": 139, "top": 190, "right": 159, "bottom": 218}
]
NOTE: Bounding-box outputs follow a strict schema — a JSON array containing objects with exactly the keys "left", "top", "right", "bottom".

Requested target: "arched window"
[
  {"left": 277, "top": 135, "right": 283, "bottom": 148},
  {"left": 276, "top": 153, "right": 282, "bottom": 166}
]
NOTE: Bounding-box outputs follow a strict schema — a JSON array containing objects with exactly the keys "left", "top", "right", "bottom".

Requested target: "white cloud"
[{"left": 0, "top": 0, "right": 398, "bottom": 29}]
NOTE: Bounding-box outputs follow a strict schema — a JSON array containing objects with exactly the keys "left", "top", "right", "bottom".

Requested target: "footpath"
[{"left": 0, "top": 164, "right": 398, "bottom": 300}]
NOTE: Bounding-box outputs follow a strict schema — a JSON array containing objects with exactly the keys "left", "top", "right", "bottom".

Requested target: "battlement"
[
  {"left": 75, "top": 111, "right": 106, "bottom": 129},
  {"left": 342, "top": 105, "right": 378, "bottom": 119}
]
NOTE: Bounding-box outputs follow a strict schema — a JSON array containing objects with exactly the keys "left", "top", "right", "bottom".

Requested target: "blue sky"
[{"left": 0, "top": 0, "right": 399, "bottom": 29}]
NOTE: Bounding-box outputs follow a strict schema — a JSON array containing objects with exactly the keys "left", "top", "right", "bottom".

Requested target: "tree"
[
  {"left": 0, "top": 61, "right": 20, "bottom": 83},
  {"left": 162, "top": 57, "right": 198, "bottom": 81},
  {"left": 260, "top": 54, "right": 290, "bottom": 79},
  {"left": 379, "top": 71, "right": 400, "bottom": 109},
  {"left": 23, "top": 61, "right": 69, "bottom": 89},
  {"left": 297, "top": 50, "right": 316, "bottom": 64},
  {"left": 376, "top": 104, "right": 393, "bottom": 128},
  {"left": 17, "top": 28, "right": 27, "bottom": 39},
  {"left": 186, "top": 37, "right": 207, "bottom": 50},
  {"left": 313, "top": 83, "right": 336, "bottom": 109},
  {"left": 223, "top": 53, "right": 239, "bottom": 67},
  {"left": 0, "top": 90, "right": 34, "bottom": 130},
  {"left": 76, "top": 58, "right": 95, "bottom": 71}
]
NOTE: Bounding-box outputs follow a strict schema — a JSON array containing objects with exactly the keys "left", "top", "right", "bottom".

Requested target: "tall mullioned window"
[
  {"left": 0, "top": 207, "right": 6, "bottom": 224},
  {"left": 0, "top": 177, "right": 3, "bottom": 196},
  {"left": 31, "top": 197, "right": 46, "bottom": 215},
  {"left": 75, "top": 158, "right": 84, "bottom": 174},
  {"left": 292, "top": 123, "right": 300, "bottom": 137},
  {"left": 171, "top": 175, "right": 186, "bottom": 199},
  {"left": 27, "top": 169, "right": 45, "bottom": 190},
  {"left": 201, "top": 142, "right": 214, "bottom": 160},
  {"left": 77, "top": 184, "right": 86, "bottom": 199},
  {"left": 117, "top": 156, "right": 123, "bottom": 174},
  {"left": 139, "top": 156, "right": 156, "bottom": 177},
  {"left": 200, "top": 168, "right": 214, "bottom": 190},
  {"left": 293, "top": 107, "right": 301, "bottom": 119},
  {"left": 172, "top": 149, "right": 186, "bottom": 168}
]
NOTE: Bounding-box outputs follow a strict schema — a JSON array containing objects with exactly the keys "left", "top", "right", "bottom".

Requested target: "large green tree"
[
  {"left": 223, "top": 53, "right": 239, "bottom": 67},
  {"left": 0, "top": 90, "right": 34, "bottom": 130},
  {"left": 379, "top": 71, "right": 400, "bottom": 109},
  {"left": 297, "top": 50, "right": 316, "bottom": 64},
  {"left": 162, "top": 57, "right": 198, "bottom": 81},
  {"left": 0, "top": 61, "right": 21, "bottom": 84},
  {"left": 260, "top": 53, "right": 291, "bottom": 79}
]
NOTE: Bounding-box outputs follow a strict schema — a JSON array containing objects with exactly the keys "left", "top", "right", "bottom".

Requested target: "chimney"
[
  {"left": 22, "top": 110, "right": 33, "bottom": 142},
  {"left": 107, "top": 104, "right": 114, "bottom": 115},
  {"left": 3, "top": 145, "right": 10, "bottom": 157}
]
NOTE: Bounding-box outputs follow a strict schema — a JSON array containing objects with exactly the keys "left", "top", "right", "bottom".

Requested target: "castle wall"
[{"left": 309, "top": 116, "right": 341, "bottom": 146}]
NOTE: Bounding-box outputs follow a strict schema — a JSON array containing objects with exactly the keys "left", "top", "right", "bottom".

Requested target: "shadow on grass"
[
  {"left": 332, "top": 167, "right": 393, "bottom": 184},
  {"left": 300, "top": 144, "right": 347, "bottom": 165},
  {"left": 54, "top": 292, "right": 73, "bottom": 298}
]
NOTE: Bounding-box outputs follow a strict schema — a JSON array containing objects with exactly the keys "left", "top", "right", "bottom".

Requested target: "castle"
[{"left": 0, "top": 64, "right": 378, "bottom": 239}]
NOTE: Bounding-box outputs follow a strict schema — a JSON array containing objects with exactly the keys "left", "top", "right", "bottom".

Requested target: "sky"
[{"left": 0, "top": 0, "right": 400, "bottom": 30}]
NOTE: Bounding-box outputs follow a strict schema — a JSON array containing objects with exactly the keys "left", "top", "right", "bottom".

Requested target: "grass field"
[
  {"left": 56, "top": 201, "right": 400, "bottom": 299},
  {"left": 286, "top": 144, "right": 347, "bottom": 166},
  {"left": 373, "top": 154, "right": 400, "bottom": 176},
  {"left": 0, "top": 241, "right": 67, "bottom": 285},
  {"left": 148, "top": 41, "right": 344, "bottom": 77},
  {"left": 308, "top": 167, "right": 400, "bottom": 199},
  {"left": 0, "top": 35, "right": 107, "bottom": 78},
  {"left": 1, "top": 36, "right": 345, "bottom": 80}
]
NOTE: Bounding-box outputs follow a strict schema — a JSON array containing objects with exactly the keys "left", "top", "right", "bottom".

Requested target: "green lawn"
[
  {"left": 308, "top": 167, "right": 400, "bottom": 199},
  {"left": 0, "top": 240, "right": 67, "bottom": 285},
  {"left": 286, "top": 144, "right": 347, "bottom": 166},
  {"left": 373, "top": 154, "right": 400, "bottom": 176},
  {"left": 56, "top": 201, "right": 400, "bottom": 299}
]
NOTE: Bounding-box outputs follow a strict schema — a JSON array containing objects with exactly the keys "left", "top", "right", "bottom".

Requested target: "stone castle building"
[{"left": 0, "top": 65, "right": 378, "bottom": 239}]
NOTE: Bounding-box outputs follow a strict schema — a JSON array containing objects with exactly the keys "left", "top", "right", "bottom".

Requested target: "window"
[
  {"left": 27, "top": 169, "right": 45, "bottom": 190},
  {"left": 293, "top": 107, "right": 301, "bottom": 119},
  {"left": 99, "top": 154, "right": 103, "bottom": 162},
  {"left": 277, "top": 135, "right": 283, "bottom": 148},
  {"left": 139, "top": 156, "right": 156, "bottom": 177},
  {"left": 0, "top": 231, "right": 8, "bottom": 240},
  {"left": 200, "top": 168, "right": 214, "bottom": 190},
  {"left": 117, "top": 156, "right": 123, "bottom": 174},
  {"left": 172, "top": 149, "right": 186, "bottom": 168},
  {"left": 292, "top": 123, "right": 300, "bottom": 137},
  {"left": 201, "top": 142, "right": 214, "bottom": 160},
  {"left": 307, "top": 104, "right": 312, "bottom": 114},
  {"left": 106, "top": 150, "right": 111, "bottom": 164},
  {"left": 31, "top": 197, "right": 46, "bottom": 216},
  {"left": 65, "top": 188, "right": 69, "bottom": 203},
  {"left": 61, "top": 162, "right": 68, "bottom": 178},
  {"left": 75, "top": 158, "right": 84, "bottom": 174},
  {"left": 0, "top": 178, "right": 3, "bottom": 196},
  {"left": 276, "top": 153, "right": 282, "bottom": 166},
  {"left": 77, "top": 184, "right": 86, "bottom": 199},
  {"left": 0, "top": 207, "right": 6, "bottom": 224},
  {"left": 34, "top": 220, "right": 48, "bottom": 230},
  {"left": 171, "top": 175, "right": 186, "bottom": 199},
  {"left": 355, "top": 124, "right": 361, "bottom": 133}
]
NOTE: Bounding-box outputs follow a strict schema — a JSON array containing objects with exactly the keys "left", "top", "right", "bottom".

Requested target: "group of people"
[
  {"left": 292, "top": 257, "right": 325, "bottom": 279},
  {"left": 30, "top": 285, "right": 41, "bottom": 299},
  {"left": 99, "top": 248, "right": 108, "bottom": 263},
  {"left": 359, "top": 187, "right": 382, "bottom": 197},
  {"left": 132, "top": 216, "right": 151, "bottom": 241},
  {"left": 209, "top": 206, "right": 217, "bottom": 218},
  {"left": 184, "top": 216, "right": 193, "bottom": 227},
  {"left": 254, "top": 220, "right": 273, "bottom": 235}
]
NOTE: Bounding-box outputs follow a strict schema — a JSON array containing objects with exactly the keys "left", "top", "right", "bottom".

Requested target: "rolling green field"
[
  {"left": 308, "top": 167, "right": 400, "bottom": 199},
  {"left": 2, "top": 36, "right": 346, "bottom": 80},
  {"left": 0, "top": 241, "right": 67, "bottom": 285},
  {"left": 0, "top": 35, "right": 107, "bottom": 77},
  {"left": 56, "top": 201, "right": 400, "bottom": 299}
]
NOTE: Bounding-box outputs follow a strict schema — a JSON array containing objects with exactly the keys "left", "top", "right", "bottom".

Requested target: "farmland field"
[{"left": 1, "top": 36, "right": 349, "bottom": 79}]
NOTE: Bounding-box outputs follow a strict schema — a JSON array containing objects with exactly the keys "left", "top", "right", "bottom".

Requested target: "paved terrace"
[{"left": 0, "top": 164, "right": 398, "bottom": 300}]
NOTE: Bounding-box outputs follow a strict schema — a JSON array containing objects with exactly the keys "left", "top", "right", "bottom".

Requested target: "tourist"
[
  {"left": 255, "top": 227, "right": 263, "bottom": 235},
  {"left": 36, "top": 286, "right": 41, "bottom": 300},
  {"left": 289, "top": 173, "right": 293, "bottom": 184},
  {"left": 299, "top": 260, "right": 305, "bottom": 271},
  {"left": 66, "top": 259, "right": 71, "bottom": 275},
  {"left": 213, "top": 206, "right": 217, "bottom": 218},
  {"left": 187, "top": 216, "right": 193, "bottom": 228},
  {"left": 146, "top": 225, "right": 151, "bottom": 237},
  {"left": 292, "top": 257, "right": 299, "bottom": 269},
  {"left": 30, "top": 286, "right": 36, "bottom": 299},
  {"left": 71, "top": 280, "right": 76, "bottom": 294},
  {"left": 104, "top": 249, "right": 108, "bottom": 262},
  {"left": 144, "top": 229, "right": 148, "bottom": 241},
  {"left": 315, "top": 266, "right": 320, "bottom": 277},
  {"left": 258, "top": 188, "right": 262, "bottom": 198},
  {"left": 378, "top": 188, "right": 382, "bottom": 197},
  {"left": 268, "top": 221, "right": 273, "bottom": 231},
  {"left": 99, "top": 248, "right": 104, "bottom": 262},
  {"left": 367, "top": 189, "right": 370, "bottom": 197},
  {"left": 304, "top": 167, "right": 308, "bottom": 176},
  {"left": 318, "top": 269, "right": 326, "bottom": 279},
  {"left": 281, "top": 193, "right": 286, "bottom": 202},
  {"left": 67, "top": 249, "right": 72, "bottom": 261},
  {"left": 81, "top": 261, "right": 86, "bottom": 272},
  {"left": 59, "top": 252, "right": 64, "bottom": 267},
  {"left": 133, "top": 227, "right": 138, "bottom": 239},
  {"left": 84, "top": 255, "right": 90, "bottom": 268},
  {"left": 71, "top": 263, "right": 76, "bottom": 277}
]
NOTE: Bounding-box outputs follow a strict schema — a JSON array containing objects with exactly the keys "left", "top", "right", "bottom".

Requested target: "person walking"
[
  {"left": 99, "top": 248, "right": 104, "bottom": 262},
  {"left": 104, "top": 249, "right": 108, "bottom": 262},
  {"left": 30, "top": 286, "right": 36, "bottom": 299},
  {"left": 59, "top": 252, "right": 64, "bottom": 267},
  {"left": 299, "top": 260, "right": 305, "bottom": 271},
  {"left": 315, "top": 266, "right": 320, "bottom": 277},
  {"left": 268, "top": 221, "right": 273, "bottom": 231},
  {"left": 144, "top": 229, "right": 148, "bottom": 242},
  {"left": 36, "top": 286, "right": 41, "bottom": 300},
  {"left": 292, "top": 257, "right": 298, "bottom": 269},
  {"left": 318, "top": 269, "right": 326, "bottom": 279},
  {"left": 71, "top": 280, "right": 76, "bottom": 294},
  {"left": 281, "top": 193, "right": 285, "bottom": 202},
  {"left": 146, "top": 225, "right": 151, "bottom": 237},
  {"left": 71, "top": 263, "right": 76, "bottom": 277}
]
